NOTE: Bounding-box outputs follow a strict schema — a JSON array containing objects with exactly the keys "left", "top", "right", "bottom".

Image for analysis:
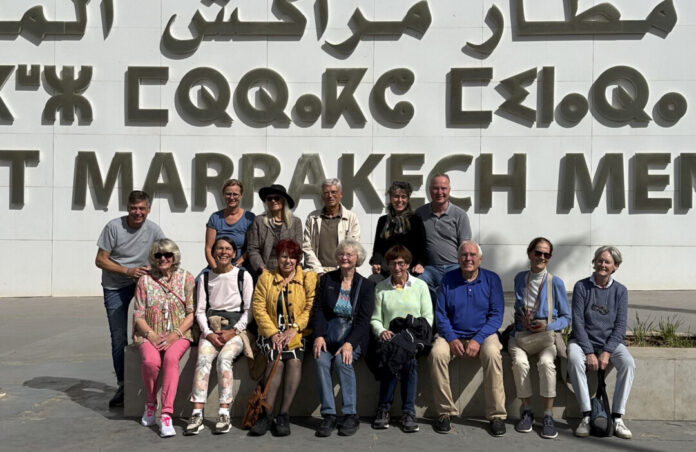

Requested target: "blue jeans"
[
  {"left": 315, "top": 350, "right": 358, "bottom": 415},
  {"left": 567, "top": 341, "right": 635, "bottom": 415},
  {"left": 418, "top": 264, "right": 459, "bottom": 305},
  {"left": 378, "top": 358, "right": 418, "bottom": 415},
  {"left": 103, "top": 284, "right": 136, "bottom": 384}
]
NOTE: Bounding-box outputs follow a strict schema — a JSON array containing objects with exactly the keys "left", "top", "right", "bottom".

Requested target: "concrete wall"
[
  {"left": 1, "top": 0, "right": 696, "bottom": 296},
  {"left": 124, "top": 345, "right": 696, "bottom": 421}
]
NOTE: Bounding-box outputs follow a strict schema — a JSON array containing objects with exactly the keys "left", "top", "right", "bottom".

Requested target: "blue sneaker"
[{"left": 515, "top": 410, "right": 533, "bottom": 433}]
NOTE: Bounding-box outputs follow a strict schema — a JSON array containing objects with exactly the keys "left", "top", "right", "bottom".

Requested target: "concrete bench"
[{"left": 124, "top": 343, "right": 696, "bottom": 420}]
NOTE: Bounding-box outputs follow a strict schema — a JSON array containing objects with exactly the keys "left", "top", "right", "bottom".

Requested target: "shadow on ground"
[{"left": 23, "top": 376, "right": 125, "bottom": 420}]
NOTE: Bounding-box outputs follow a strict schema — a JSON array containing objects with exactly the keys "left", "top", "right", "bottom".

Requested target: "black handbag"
[{"left": 590, "top": 369, "right": 613, "bottom": 437}]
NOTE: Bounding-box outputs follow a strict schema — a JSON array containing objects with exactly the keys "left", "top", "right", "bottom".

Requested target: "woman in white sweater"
[{"left": 184, "top": 236, "right": 253, "bottom": 436}]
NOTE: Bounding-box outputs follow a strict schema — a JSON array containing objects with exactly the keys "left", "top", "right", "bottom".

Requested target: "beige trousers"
[
  {"left": 428, "top": 334, "right": 506, "bottom": 420},
  {"left": 508, "top": 332, "right": 557, "bottom": 399}
]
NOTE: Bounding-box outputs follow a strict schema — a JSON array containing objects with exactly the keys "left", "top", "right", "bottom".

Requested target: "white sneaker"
[
  {"left": 574, "top": 416, "right": 590, "bottom": 437},
  {"left": 141, "top": 403, "right": 156, "bottom": 427},
  {"left": 160, "top": 414, "right": 176, "bottom": 437},
  {"left": 613, "top": 418, "right": 632, "bottom": 439}
]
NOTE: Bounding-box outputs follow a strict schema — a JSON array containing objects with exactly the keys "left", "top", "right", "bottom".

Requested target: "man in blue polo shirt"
[{"left": 428, "top": 240, "right": 506, "bottom": 436}]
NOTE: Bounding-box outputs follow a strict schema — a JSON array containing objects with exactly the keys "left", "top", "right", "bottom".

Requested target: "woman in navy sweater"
[{"left": 567, "top": 246, "right": 635, "bottom": 440}]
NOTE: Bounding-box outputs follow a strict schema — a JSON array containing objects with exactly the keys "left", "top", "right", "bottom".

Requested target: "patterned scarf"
[{"left": 380, "top": 204, "right": 412, "bottom": 240}]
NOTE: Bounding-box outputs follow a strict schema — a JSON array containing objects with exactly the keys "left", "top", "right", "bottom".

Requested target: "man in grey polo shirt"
[
  {"left": 303, "top": 178, "right": 360, "bottom": 275},
  {"left": 95, "top": 190, "right": 165, "bottom": 407},
  {"left": 414, "top": 173, "right": 472, "bottom": 303}
]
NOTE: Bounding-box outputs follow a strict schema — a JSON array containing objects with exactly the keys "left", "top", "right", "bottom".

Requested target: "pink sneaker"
[
  {"left": 140, "top": 402, "right": 156, "bottom": 426},
  {"left": 160, "top": 414, "right": 176, "bottom": 437}
]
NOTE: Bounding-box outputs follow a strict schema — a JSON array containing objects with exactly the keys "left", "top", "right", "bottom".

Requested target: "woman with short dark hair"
[
  {"left": 370, "top": 245, "right": 432, "bottom": 433},
  {"left": 370, "top": 181, "right": 426, "bottom": 279}
]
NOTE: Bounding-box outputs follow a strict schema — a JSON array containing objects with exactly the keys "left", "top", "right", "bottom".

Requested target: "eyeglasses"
[
  {"left": 266, "top": 195, "right": 282, "bottom": 202},
  {"left": 389, "top": 260, "right": 409, "bottom": 267},
  {"left": 339, "top": 253, "right": 355, "bottom": 258},
  {"left": 591, "top": 304, "right": 609, "bottom": 315},
  {"left": 460, "top": 252, "right": 478, "bottom": 258},
  {"left": 533, "top": 250, "right": 552, "bottom": 259},
  {"left": 154, "top": 252, "right": 174, "bottom": 259}
]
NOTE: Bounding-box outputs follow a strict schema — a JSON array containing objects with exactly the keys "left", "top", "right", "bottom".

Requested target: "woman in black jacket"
[
  {"left": 311, "top": 239, "right": 375, "bottom": 437},
  {"left": 370, "top": 181, "right": 426, "bottom": 279}
]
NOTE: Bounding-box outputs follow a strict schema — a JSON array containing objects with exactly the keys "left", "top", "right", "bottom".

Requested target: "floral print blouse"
[{"left": 134, "top": 267, "right": 195, "bottom": 341}]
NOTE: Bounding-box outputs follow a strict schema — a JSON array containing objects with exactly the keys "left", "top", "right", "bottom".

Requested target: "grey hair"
[
  {"left": 592, "top": 245, "right": 623, "bottom": 268},
  {"left": 429, "top": 173, "right": 451, "bottom": 185},
  {"left": 262, "top": 201, "right": 294, "bottom": 228},
  {"left": 148, "top": 238, "right": 182, "bottom": 275},
  {"left": 321, "top": 178, "right": 342, "bottom": 192},
  {"left": 335, "top": 239, "right": 366, "bottom": 266},
  {"left": 458, "top": 240, "right": 483, "bottom": 257}
]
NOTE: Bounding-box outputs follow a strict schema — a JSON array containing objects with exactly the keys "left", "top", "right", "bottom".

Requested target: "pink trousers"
[{"left": 139, "top": 339, "right": 190, "bottom": 415}]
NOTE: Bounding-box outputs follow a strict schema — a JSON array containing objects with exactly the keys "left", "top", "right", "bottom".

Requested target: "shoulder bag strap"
[
  {"left": 546, "top": 273, "right": 553, "bottom": 325},
  {"left": 152, "top": 276, "right": 186, "bottom": 309},
  {"left": 237, "top": 268, "right": 246, "bottom": 310},
  {"left": 261, "top": 353, "right": 282, "bottom": 396}
]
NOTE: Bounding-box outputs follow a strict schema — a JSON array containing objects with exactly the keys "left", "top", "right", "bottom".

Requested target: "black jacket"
[
  {"left": 310, "top": 269, "right": 375, "bottom": 355},
  {"left": 378, "top": 315, "right": 433, "bottom": 375},
  {"left": 371, "top": 214, "right": 426, "bottom": 277}
]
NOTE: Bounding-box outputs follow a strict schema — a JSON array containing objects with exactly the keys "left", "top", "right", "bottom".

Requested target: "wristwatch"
[{"left": 290, "top": 322, "right": 300, "bottom": 330}]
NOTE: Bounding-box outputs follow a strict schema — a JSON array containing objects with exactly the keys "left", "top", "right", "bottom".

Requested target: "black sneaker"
[
  {"left": 273, "top": 412, "right": 291, "bottom": 436},
  {"left": 490, "top": 419, "right": 506, "bottom": 436},
  {"left": 338, "top": 414, "right": 360, "bottom": 436},
  {"left": 108, "top": 385, "right": 124, "bottom": 407},
  {"left": 316, "top": 414, "right": 337, "bottom": 437},
  {"left": 249, "top": 411, "right": 272, "bottom": 436},
  {"left": 434, "top": 414, "right": 451, "bottom": 434},
  {"left": 372, "top": 407, "right": 390, "bottom": 429},
  {"left": 515, "top": 410, "right": 534, "bottom": 433},
  {"left": 401, "top": 412, "right": 419, "bottom": 433}
]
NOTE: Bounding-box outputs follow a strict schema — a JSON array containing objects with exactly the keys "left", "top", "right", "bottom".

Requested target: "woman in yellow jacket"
[{"left": 250, "top": 239, "right": 317, "bottom": 437}]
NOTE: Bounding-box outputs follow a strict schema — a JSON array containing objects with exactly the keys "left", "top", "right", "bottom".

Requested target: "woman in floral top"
[{"left": 133, "top": 238, "right": 195, "bottom": 437}]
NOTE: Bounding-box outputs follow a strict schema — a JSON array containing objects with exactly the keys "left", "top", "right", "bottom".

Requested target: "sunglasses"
[
  {"left": 154, "top": 252, "right": 174, "bottom": 259},
  {"left": 533, "top": 250, "right": 552, "bottom": 259},
  {"left": 266, "top": 195, "right": 282, "bottom": 202}
]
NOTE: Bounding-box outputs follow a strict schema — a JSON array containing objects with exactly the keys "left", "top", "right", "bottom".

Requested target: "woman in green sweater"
[{"left": 370, "top": 245, "right": 433, "bottom": 433}]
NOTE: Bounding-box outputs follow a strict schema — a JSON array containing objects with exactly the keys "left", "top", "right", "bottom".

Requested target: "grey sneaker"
[
  {"left": 184, "top": 412, "right": 204, "bottom": 436},
  {"left": 401, "top": 412, "right": 419, "bottom": 433},
  {"left": 372, "top": 408, "right": 390, "bottom": 429},
  {"left": 575, "top": 416, "right": 591, "bottom": 437},
  {"left": 214, "top": 413, "right": 231, "bottom": 434},
  {"left": 540, "top": 415, "right": 558, "bottom": 439},
  {"left": 515, "top": 410, "right": 533, "bottom": 433}
]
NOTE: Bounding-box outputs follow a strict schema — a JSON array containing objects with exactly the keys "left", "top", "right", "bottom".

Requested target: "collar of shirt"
[
  {"left": 590, "top": 273, "right": 614, "bottom": 288},
  {"left": 427, "top": 202, "right": 451, "bottom": 218},
  {"left": 387, "top": 272, "right": 413, "bottom": 289},
  {"left": 321, "top": 205, "right": 343, "bottom": 219}
]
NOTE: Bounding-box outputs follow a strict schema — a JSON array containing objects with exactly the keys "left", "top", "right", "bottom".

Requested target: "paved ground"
[{"left": 1, "top": 293, "right": 695, "bottom": 451}]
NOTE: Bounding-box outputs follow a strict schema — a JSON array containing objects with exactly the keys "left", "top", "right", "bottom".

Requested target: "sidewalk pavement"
[{"left": 1, "top": 293, "right": 695, "bottom": 451}]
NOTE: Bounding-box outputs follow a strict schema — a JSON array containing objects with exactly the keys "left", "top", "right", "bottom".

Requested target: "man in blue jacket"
[{"left": 428, "top": 240, "right": 506, "bottom": 436}]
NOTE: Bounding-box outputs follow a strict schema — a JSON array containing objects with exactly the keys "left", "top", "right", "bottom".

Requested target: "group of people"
[{"left": 95, "top": 174, "right": 635, "bottom": 440}]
